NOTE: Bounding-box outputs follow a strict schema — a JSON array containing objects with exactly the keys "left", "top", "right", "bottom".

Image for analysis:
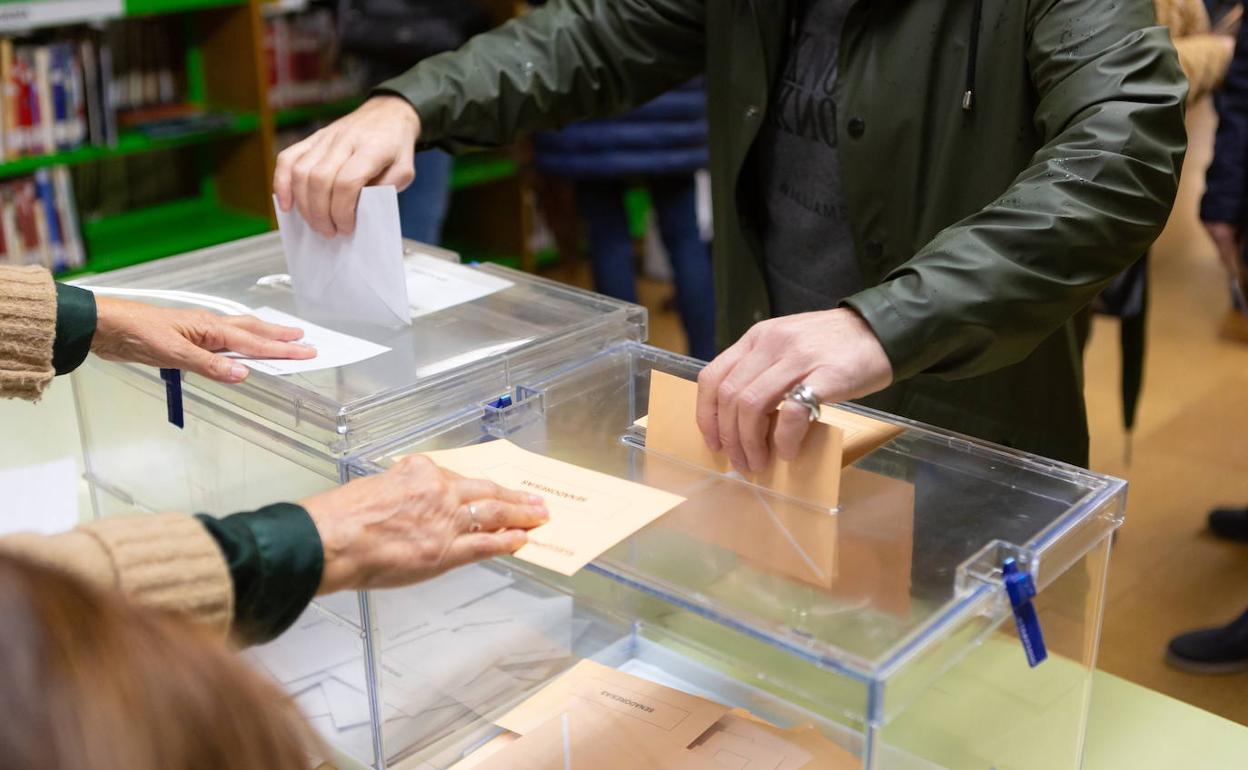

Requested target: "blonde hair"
[{"left": 0, "top": 554, "right": 322, "bottom": 770}]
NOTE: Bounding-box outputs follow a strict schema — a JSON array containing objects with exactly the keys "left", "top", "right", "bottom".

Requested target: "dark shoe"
[
  {"left": 1208, "top": 507, "right": 1248, "bottom": 543},
  {"left": 1166, "top": 609, "right": 1248, "bottom": 674}
]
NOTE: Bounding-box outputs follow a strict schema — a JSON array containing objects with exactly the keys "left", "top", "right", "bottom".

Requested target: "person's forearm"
[
  {"left": 845, "top": 3, "right": 1185, "bottom": 383},
  {"left": 378, "top": 0, "right": 705, "bottom": 152}
]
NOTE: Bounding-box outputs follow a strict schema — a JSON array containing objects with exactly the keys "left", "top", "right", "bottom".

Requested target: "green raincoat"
[{"left": 380, "top": 0, "right": 1188, "bottom": 465}]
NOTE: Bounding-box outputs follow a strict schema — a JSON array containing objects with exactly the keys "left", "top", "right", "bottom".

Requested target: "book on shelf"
[
  {"left": 0, "top": 165, "right": 84, "bottom": 272},
  {"left": 265, "top": 8, "right": 365, "bottom": 110},
  {"left": 0, "top": 19, "right": 188, "bottom": 161}
]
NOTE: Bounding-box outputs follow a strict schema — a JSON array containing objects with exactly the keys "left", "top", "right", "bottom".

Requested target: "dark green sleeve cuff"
[
  {"left": 53, "top": 283, "right": 96, "bottom": 375},
  {"left": 196, "top": 503, "right": 324, "bottom": 645}
]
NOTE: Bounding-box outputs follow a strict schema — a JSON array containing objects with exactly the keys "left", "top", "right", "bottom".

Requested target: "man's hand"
[
  {"left": 91, "top": 298, "right": 316, "bottom": 383},
  {"left": 1205, "top": 221, "right": 1244, "bottom": 286},
  {"left": 300, "top": 456, "right": 549, "bottom": 595},
  {"left": 273, "top": 95, "right": 423, "bottom": 238},
  {"left": 695, "top": 308, "right": 894, "bottom": 474}
]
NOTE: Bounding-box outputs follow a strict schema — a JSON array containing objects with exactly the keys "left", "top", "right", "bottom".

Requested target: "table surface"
[
  {"left": 1086, "top": 670, "right": 1247, "bottom": 769},
  {"left": 3, "top": 382, "right": 1246, "bottom": 769}
]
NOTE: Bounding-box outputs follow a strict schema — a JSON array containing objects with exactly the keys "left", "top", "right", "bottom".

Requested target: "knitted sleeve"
[
  {"left": 0, "top": 265, "right": 57, "bottom": 401},
  {"left": 0, "top": 514, "right": 234, "bottom": 636}
]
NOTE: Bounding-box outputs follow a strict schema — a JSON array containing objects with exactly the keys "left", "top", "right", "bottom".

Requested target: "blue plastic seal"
[
  {"left": 160, "top": 368, "right": 184, "bottom": 429},
  {"left": 1003, "top": 557, "right": 1047, "bottom": 667}
]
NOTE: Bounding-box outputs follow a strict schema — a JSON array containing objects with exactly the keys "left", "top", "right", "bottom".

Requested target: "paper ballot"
[
  {"left": 274, "top": 187, "right": 411, "bottom": 327},
  {"left": 419, "top": 441, "right": 687, "bottom": 576},
  {"left": 226, "top": 307, "right": 390, "bottom": 375}
]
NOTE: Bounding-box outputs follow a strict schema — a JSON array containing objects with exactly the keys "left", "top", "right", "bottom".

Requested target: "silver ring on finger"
[
  {"left": 784, "top": 383, "right": 822, "bottom": 424},
  {"left": 467, "top": 503, "right": 483, "bottom": 533}
]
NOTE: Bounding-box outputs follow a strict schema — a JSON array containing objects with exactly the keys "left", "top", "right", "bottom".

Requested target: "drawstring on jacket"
[{"left": 963, "top": 0, "right": 984, "bottom": 111}]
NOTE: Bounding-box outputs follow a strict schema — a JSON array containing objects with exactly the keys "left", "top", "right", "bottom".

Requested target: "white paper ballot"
[
  {"left": 274, "top": 187, "right": 412, "bottom": 327},
  {"left": 405, "top": 255, "right": 513, "bottom": 318},
  {"left": 0, "top": 456, "right": 79, "bottom": 536},
  {"left": 227, "top": 307, "right": 390, "bottom": 375}
]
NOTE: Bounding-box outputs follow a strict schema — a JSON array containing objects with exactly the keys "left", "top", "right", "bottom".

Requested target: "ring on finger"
[
  {"left": 784, "top": 383, "right": 822, "bottom": 424},
  {"left": 467, "top": 503, "right": 483, "bottom": 533}
]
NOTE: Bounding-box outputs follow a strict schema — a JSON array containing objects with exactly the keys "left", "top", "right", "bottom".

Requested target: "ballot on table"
[{"left": 339, "top": 341, "right": 1126, "bottom": 770}]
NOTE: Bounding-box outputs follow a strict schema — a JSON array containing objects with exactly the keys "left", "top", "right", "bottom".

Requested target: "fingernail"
[
  {"left": 527, "top": 494, "right": 544, "bottom": 505},
  {"left": 229, "top": 364, "right": 249, "bottom": 381}
]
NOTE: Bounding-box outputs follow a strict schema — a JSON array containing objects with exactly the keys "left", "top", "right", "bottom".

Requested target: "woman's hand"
[
  {"left": 273, "top": 95, "right": 423, "bottom": 238},
  {"left": 300, "top": 455, "right": 549, "bottom": 595},
  {"left": 91, "top": 298, "right": 316, "bottom": 383}
]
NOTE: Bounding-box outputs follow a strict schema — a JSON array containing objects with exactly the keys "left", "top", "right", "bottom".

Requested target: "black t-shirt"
[{"left": 754, "top": 0, "right": 862, "bottom": 316}]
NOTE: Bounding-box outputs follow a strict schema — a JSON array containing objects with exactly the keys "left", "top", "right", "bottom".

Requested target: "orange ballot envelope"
[{"left": 418, "top": 441, "right": 686, "bottom": 576}]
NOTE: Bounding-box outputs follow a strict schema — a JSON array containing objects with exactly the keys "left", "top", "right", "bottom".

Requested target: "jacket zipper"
[{"left": 963, "top": 0, "right": 984, "bottom": 111}]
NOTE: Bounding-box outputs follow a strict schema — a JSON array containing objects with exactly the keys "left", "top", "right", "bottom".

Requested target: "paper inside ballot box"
[
  {"left": 642, "top": 453, "right": 914, "bottom": 610},
  {"left": 645, "top": 371, "right": 845, "bottom": 509},
  {"left": 496, "top": 659, "right": 729, "bottom": 750}
]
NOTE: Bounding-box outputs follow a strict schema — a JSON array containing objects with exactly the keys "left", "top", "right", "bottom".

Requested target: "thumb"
[{"left": 177, "top": 343, "right": 251, "bottom": 383}]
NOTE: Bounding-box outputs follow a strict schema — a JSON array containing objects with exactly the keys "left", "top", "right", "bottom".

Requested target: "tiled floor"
[{"left": 547, "top": 97, "right": 1248, "bottom": 726}]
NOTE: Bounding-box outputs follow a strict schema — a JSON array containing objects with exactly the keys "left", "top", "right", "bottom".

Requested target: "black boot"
[
  {"left": 1166, "top": 608, "right": 1248, "bottom": 674},
  {"left": 1208, "top": 507, "right": 1248, "bottom": 543}
]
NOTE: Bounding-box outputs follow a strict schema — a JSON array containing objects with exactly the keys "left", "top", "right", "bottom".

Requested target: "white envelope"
[{"left": 274, "top": 187, "right": 412, "bottom": 328}]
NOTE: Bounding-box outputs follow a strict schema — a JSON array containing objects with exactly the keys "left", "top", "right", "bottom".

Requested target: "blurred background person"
[
  {"left": 1164, "top": 0, "right": 1248, "bottom": 675},
  {"left": 533, "top": 78, "right": 716, "bottom": 362}
]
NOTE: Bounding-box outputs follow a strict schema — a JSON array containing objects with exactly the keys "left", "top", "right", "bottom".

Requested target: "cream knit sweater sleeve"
[
  {"left": 0, "top": 265, "right": 57, "bottom": 400},
  {"left": 0, "top": 515, "right": 235, "bottom": 636}
]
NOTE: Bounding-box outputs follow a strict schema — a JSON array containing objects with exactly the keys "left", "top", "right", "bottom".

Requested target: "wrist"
[
  {"left": 300, "top": 493, "right": 355, "bottom": 595},
  {"left": 836, "top": 307, "right": 894, "bottom": 392},
  {"left": 369, "top": 94, "right": 422, "bottom": 138}
]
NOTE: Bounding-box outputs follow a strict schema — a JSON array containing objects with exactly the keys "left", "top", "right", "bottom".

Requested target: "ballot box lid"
[
  {"left": 71, "top": 233, "right": 646, "bottom": 456},
  {"left": 350, "top": 342, "right": 1126, "bottom": 726}
]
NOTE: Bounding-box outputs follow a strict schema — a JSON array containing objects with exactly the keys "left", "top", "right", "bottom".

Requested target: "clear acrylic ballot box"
[
  {"left": 307, "top": 341, "right": 1125, "bottom": 770},
  {"left": 69, "top": 232, "right": 646, "bottom": 518}
]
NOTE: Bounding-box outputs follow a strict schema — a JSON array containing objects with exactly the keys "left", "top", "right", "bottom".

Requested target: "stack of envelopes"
[{"left": 450, "top": 660, "right": 861, "bottom": 770}]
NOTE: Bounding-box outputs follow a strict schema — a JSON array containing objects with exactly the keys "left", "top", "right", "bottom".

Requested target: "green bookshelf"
[
  {"left": 274, "top": 96, "right": 362, "bottom": 128},
  {"left": 0, "top": 112, "right": 259, "bottom": 178},
  {"left": 124, "top": 0, "right": 246, "bottom": 15}
]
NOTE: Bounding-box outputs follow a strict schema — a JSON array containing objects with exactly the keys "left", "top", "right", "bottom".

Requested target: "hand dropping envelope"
[
  {"left": 418, "top": 441, "right": 686, "bottom": 576},
  {"left": 274, "top": 186, "right": 412, "bottom": 327}
]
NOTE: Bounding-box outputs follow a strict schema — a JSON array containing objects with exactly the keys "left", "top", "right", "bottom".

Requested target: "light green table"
[
  {"left": 2, "top": 382, "right": 1246, "bottom": 769},
  {"left": 1086, "top": 671, "right": 1247, "bottom": 769}
]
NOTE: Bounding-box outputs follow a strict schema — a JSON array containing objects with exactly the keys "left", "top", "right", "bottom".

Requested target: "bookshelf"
[{"left": 0, "top": 0, "right": 539, "bottom": 277}]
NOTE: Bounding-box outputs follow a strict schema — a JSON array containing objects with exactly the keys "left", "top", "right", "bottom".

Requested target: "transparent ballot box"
[
  {"left": 68, "top": 232, "right": 646, "bottom": 518},
  {"left": 310, "top": 341, "right": 1125, "bottom": 770}
]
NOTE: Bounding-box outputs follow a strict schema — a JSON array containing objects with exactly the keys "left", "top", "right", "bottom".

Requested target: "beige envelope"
[
  {"left": 645, "top": 372, "right": 845, "bottom": 509},
  {"left": 418, "top": 441, "right": 686, "bottom": 576},
  {"left": 644, "top": 455, "right": 839, "bottom": 589},
  {"left": 816, "top": 405, "right": 905, "bottom": 467},
  {"left": 475, "top": 705, "right": 724, "bottom": 770},
  {"left": 834, "top": 467, "right": 916, "bottom": 616},
  {"left": 496, "top": 660, "right": 730, "bottom": 750}
]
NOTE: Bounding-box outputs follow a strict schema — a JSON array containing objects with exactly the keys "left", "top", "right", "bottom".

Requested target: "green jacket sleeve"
[
  {"left": 53, "top": 283, "right": 96, "bottom": 375},
  {"left": 196, "top": 504, "right": 323, "bottom": 646},
  {"left": 376, "top": 0, "right": 706, "bottom": 153},
  {"left": 844, "top": 0, "right": 1187, "bottom": 382}
]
